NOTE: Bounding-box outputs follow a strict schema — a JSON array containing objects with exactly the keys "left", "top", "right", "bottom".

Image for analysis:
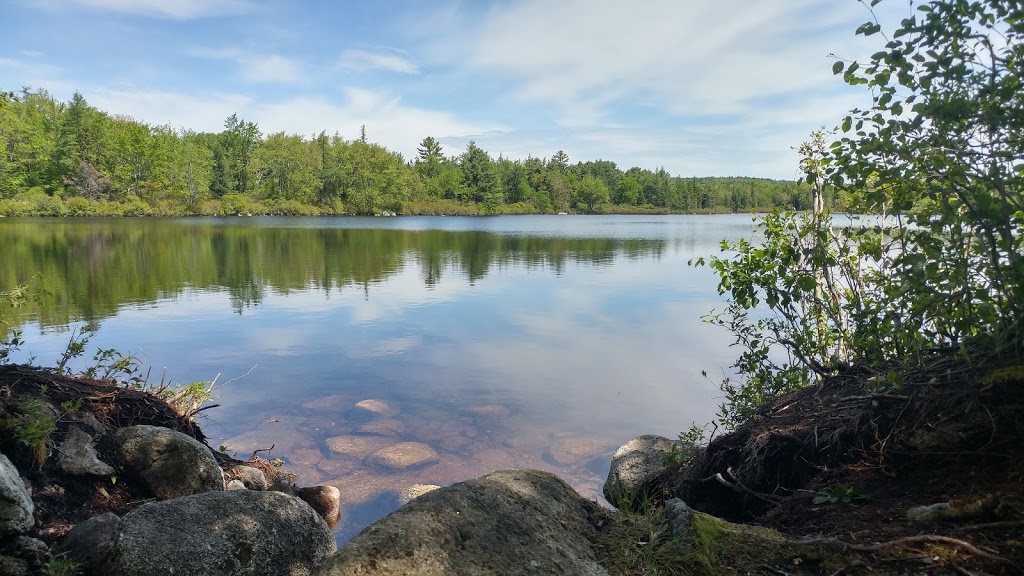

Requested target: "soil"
[
  {"left": 0, "top": 364, "right": 298, "bottom": 545},
  {"left": 650, "top": 353, "right": 1024, "bottom": 574}
]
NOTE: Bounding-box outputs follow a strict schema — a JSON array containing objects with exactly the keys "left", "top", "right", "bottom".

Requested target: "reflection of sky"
[{"left": 12, "top": 215, "right": 749, "bottom": 438}]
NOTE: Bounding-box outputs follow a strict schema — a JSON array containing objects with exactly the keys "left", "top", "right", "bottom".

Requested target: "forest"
[{"left": 0, "top": 89, "right": 831, "bottom": 217}]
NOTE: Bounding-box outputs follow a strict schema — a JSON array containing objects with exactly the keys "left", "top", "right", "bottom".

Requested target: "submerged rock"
[
  {"left": 397, "top": 484, "right": 441, "bottom": 506},
  {"left": 365, "top": 442, "right": 439, "bottom": 471},
  {"left": 346, "top": 399, "right": 400, "bottom": 421},
  {"left": 315, "top": 469, "right": 607, "bottom": 576},
  {"left": 353, "top": 418, "right": 406, "bottom": 437},
  {"left": 0, "top": 453, "right": 33, "bottom": 535},
  {"left": 324, "top": 435, "right": 392, "bottom": 458},
  {"left": 114, "top": 425, "right": 224, "bottom": 500},
  {"left": 106, "top": 489, "right": 335, "bottom": 576},
  {"left": 466, "top": 404, "right": 511, "bottom": 420},
  {"left": 546, "top": 437, "right": 612, "bottom": 466},
  {"left": 58, "top": 427, "right": 115, "bottom": 476}
]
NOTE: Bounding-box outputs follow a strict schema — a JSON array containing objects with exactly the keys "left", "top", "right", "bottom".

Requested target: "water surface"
[{"left": 0, "top": 214, "right": 758, "bottom": 541}]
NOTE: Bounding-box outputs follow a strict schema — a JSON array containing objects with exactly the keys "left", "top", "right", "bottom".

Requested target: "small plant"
[
  {"left": 54, "top": 325, "right": 94, "bottom": 374},
  {"left": 0, "top": 386, "right": 57, "bottom": 470},
  {"left": 661, "top": 423, "right": 710, "bottom": 467},
  {"left": 812, "top": 484, "right": 870, "bottom": 505},
  {"left": 40, "top": 554, "right": 83, "bottom": 576}
]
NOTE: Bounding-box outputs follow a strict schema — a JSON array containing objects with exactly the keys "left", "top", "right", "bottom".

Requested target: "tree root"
[{"left": 772, "top": 534, "right": 1012, "bottom": 565}]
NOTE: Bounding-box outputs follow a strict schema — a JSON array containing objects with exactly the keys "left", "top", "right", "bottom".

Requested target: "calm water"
[{"left": 0, "top": 214, "right": 757, "bottom": 542}]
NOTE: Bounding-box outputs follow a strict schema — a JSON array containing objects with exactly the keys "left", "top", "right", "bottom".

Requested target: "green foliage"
[
  {"left": 829, "top": 0, "right": 1024, "bottom": 357},
  {"left": 812, "top": 484, "right": 870, "bottom": 505},
  {"left": 694, "top": 208, "right": 861, "bottom": 428},
  {"left": 698, "top": 0, "right": 1024, "bottom": 429},
  {"left": 0, "top": 386, "right": 57, "bottom": 469},
  {"left": 661, "top": 423, "right": 708, "bottom": 467},
  {"left": 41, "top": 555, "right": 83, "bottom": 576}
]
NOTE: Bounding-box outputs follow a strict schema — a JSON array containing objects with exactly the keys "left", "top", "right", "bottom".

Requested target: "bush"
[{"left": 64, "top": 197, "right": 96, "bottom": 217}]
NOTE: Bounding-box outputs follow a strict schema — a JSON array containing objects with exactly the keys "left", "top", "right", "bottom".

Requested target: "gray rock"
[
  {"left": 114, "top": 425, "right": 224, "bottom": 499},
  {"left": 58, "top": 427, "right": 115, "bottom": 476},
  {"left": 397, "top": 484, "right": 441, "bottom": 506},
  {"left": 0, "top": 453, "right": 34, "bottom": 535},
  {"left": 106, "top": 489, "right": 336, "bottom": 576},
  {"left": 315, "top": 469, "right": 607, "bottom": 576},
  {"left": 0, "top": 555, "right": 27, "bottom": 576},
  {"left": 603, "top": 435, "right": 681, "bottom": 505},
  {"left": 8, "top": 537, "right": 49, "bottom": 571},
  {"left": 226, "top": 479, "right": 246, "bottom": 490},
  {"left": 231, "top": 465, "right": 269, "bottom": 491},
  {"left": 664, "top": 498, "right": 695, "bottom": 539},
  {"left": 72, "top": 411, "right": 106, "bottom": 435},
  {"left": 365, "top": 442, "right": 439, "bottom": 471},
  {"left": 57, "top": 512, "right": 120, "bottom": 575}
]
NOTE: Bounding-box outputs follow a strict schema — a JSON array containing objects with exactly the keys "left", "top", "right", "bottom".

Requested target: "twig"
[
  {"left": 213, "top": 363, "right": 258, "bottom": 393},
  {"left": 695, "top": 469, "right": 780, "bottom": 505},
  {"left": 952, "top": 520, "right": 1024, "bottom": 533},
  {"left": 250, "top": 444, "right": 275, "bottom": 460}
]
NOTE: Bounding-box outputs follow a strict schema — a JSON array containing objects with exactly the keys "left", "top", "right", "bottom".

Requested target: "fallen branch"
[{"left": 694, "top": 468, "right": 781, "bottom": 505}]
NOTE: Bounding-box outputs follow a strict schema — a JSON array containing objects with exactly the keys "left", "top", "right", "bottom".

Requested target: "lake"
[{"left": 0, "top": 214, "right": 757, "bottom": 542}]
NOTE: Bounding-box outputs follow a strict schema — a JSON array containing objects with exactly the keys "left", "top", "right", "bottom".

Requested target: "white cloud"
[
  {"left": 240, "top": 54, "right": 306, "bottom": 84},
  {"left": 18, "top": 50, "right": 43, "bottom": 58},
  {"left": 338, "top": 50, "right": 419, "bottom": 74},
  {"left": 187, "top": 48, "right": 307, "bottom": 85},
  {"left": 449, "top": 0, "right": 873, "bottom": 121},
  {"left": 254, "top": 88, "right": 500, "bottom": 156},
  {"left": 53, "top": 0, "right": 251, "bottom": 19}
]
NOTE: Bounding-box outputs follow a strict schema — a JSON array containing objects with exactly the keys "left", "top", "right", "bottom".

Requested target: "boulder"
[
  {"left": 365, "top": 442, "right": 439, "bottom": 471},
  {"left": 57, "top": 513, "right": 120, "bottom": 574},
  {"left": 397, "top": 484, "right": 441, "bottom": 506},
  {"left": 114, "top": 425, "right": 224, "bottom": 500},
  {"left": 226, "top": 479, "right": 246, "bottom": 490},
  {"left": 58, "top": 427, "right": 115, "bottom": 476},
  {"left": 603, "top": 435, "right": 681, "bottom": 505},
  {"left": 0, "top": 453, "right": 33, "bottom": 535},
  {"left": 105, "top": 489, "right": 336, "bottom": 576},
  {"left": 294, "top": 485, "right": 341, "bottom": 529},
  {"left": 315, "top": 469, "right": 607, "bottom": 576}
]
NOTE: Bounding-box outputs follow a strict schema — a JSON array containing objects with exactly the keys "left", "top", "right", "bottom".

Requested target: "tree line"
[{"left": 0, "top": 88, "right": 835, "bottom": 216}]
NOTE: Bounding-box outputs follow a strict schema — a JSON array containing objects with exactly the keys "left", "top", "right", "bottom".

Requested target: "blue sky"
[{"left": 0, "top": 0, "right": 910, "bottom": 178}]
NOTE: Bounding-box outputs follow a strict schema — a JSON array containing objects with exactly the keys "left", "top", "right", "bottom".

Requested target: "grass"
[{"left": 595, "top": 494, "right": 693, "bottom": 576}]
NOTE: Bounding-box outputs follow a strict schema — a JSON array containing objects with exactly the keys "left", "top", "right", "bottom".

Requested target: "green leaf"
[{"left": 832, "top": 61, "right": 844, "bottom": 75}]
